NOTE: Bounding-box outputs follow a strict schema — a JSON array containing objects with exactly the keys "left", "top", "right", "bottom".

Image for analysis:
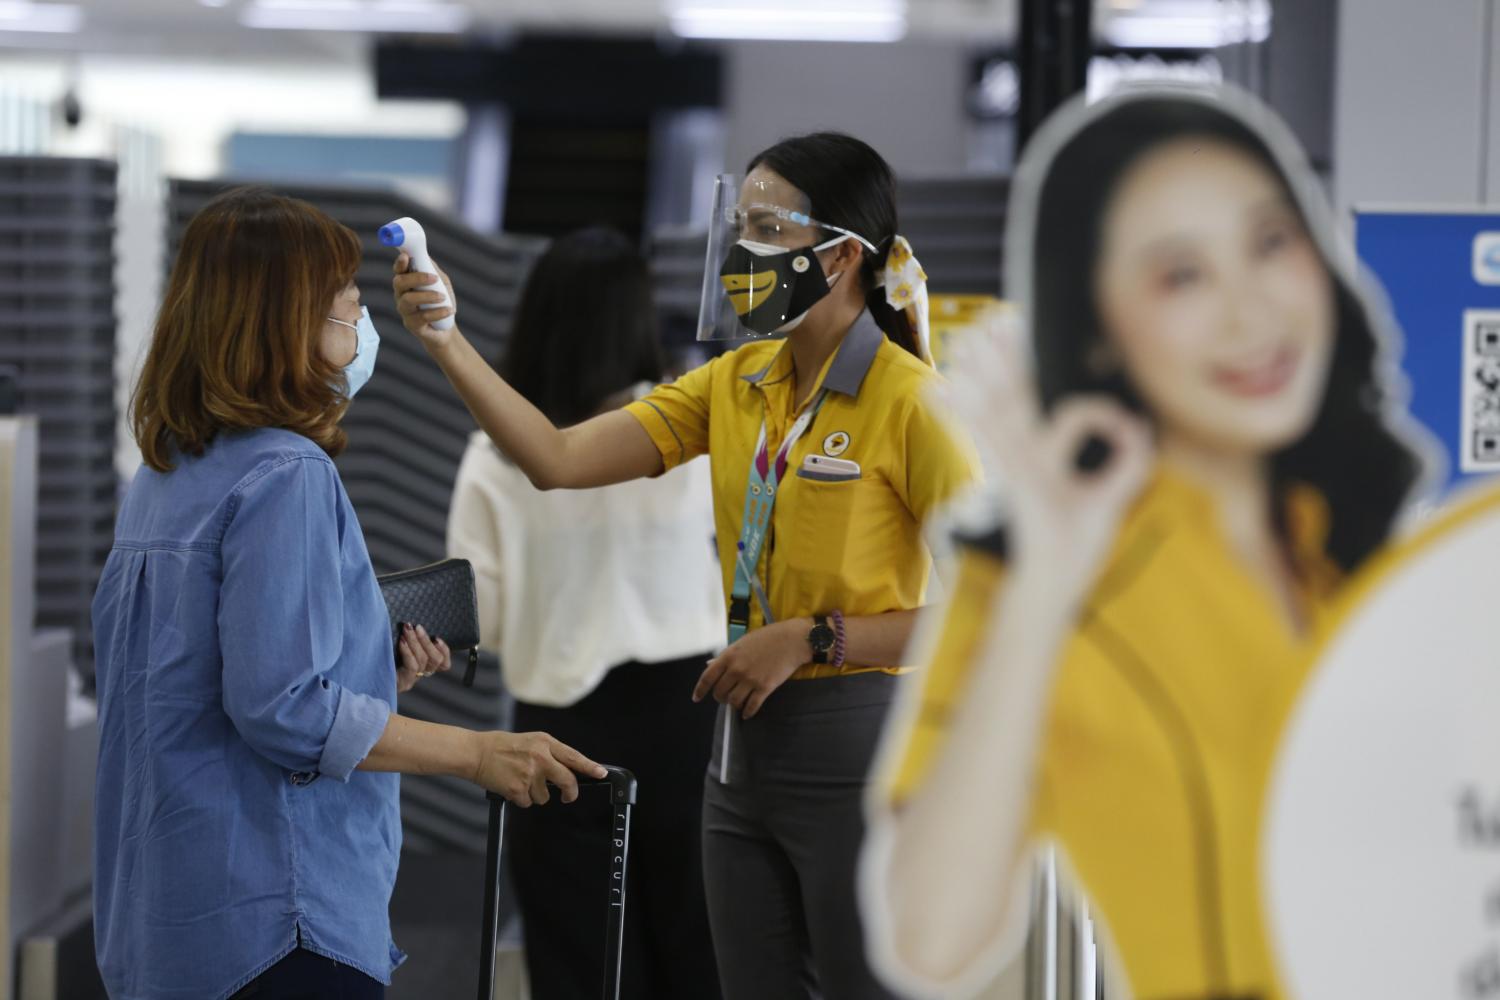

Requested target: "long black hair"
[
  {"left": 500, "top": 227, "right": 665, "bottom": 427},
  {"left": 747, "top": 132, "right": 923, "bottom": 360},
  {"left": 1020, "top": 91, "right": 1423, "bottom": 574}
]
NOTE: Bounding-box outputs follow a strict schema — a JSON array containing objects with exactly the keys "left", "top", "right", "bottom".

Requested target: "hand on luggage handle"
[
  {"left": 588, "top": 764, "right": 637, "bottom": 804},
  {"left": 482, "top": 764, "right": 637, "bottom": 807}
]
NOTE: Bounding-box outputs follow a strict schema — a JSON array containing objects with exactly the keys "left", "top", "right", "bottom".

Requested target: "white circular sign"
[{"left": 1265, "top": 487, "right": 1500, "bottom": 1000}]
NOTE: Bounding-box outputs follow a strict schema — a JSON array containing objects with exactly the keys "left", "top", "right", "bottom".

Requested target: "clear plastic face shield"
[{"left": 698, "top": 172, "right": 878, "bottom": 341}]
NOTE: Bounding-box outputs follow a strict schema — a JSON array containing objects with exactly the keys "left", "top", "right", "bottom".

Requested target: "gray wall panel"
[{"left": 0, "top": 156, "right": 118, "bottom": 678}]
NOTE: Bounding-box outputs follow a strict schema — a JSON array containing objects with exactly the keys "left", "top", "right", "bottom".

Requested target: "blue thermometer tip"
[{"left": 378, "top": 223, "right": 405, "bottom": 248}]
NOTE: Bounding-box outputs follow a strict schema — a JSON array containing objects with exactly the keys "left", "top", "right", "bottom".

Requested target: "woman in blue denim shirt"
[{"left": 91, "top": 187, "right": 605, "bottom": 1000}]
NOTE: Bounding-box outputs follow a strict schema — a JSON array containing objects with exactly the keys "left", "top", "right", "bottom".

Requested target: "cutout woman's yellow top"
[{"left": 884, "top": 467, "right": 1340, "bottom": 1000}]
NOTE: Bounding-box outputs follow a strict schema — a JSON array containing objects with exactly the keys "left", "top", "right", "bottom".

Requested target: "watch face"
[{"left": 809, "top": 624, "right": 835, "bottom": 652}]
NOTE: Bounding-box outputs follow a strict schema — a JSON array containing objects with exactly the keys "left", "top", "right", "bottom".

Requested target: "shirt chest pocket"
[{"left": 780, "top": 471, "right": 887, "bottom": 582}]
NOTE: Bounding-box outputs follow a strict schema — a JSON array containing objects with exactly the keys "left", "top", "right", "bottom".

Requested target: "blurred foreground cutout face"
[{"left": 1093, "top": 137, "right": 1337, "bottom": 458}]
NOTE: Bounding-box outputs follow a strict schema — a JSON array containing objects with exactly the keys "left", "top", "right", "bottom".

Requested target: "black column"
[{"left": 1017, "top": 0, "right": 1094, "bottom": 152}]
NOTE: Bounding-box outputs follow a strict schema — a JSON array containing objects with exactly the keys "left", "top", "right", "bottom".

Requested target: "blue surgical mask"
[{"left": 327, "top": 306, "right": 380, "bottom": 398}]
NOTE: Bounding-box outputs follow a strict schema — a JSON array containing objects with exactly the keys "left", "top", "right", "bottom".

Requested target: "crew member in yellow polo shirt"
[
  {"left": 861, "top": 88, "right": 1431, "bottom": 1000},
  {"left": 393, "top": 131, "right": 975, "bottom": 1000}
]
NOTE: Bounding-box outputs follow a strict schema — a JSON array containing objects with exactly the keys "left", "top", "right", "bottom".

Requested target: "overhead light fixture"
[
  {"left": 1087, "top": 52, "right": 1224, "bottom": 101},
  {"left": 667, "top": 0, "right": 907, "bottom": 43},
  {"left": 241, "top": 0, "right": 471, "bottom": 34},
  {"left": 974, "top": 59, "right": 1020, "bottom": 117},
  {"left": 0, "top": 1, "right": 84, "bottom": 33},
  {"left": 1104, "top": 0, "right": 1271, "bottom": 50}
]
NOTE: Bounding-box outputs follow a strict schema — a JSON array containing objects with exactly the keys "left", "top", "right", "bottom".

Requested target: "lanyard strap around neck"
[{"left": 728, "top": 389, "right": 827, "bottom": 643}]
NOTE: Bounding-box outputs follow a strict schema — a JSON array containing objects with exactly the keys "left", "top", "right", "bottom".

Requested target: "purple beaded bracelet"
[{"left": 830, "top": 609, "right": 847, "bottom": 669}]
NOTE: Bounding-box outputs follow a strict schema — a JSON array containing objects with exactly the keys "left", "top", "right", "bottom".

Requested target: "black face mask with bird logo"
[{"left": 719, "top": 238, "right": 843, "bottom": 337}]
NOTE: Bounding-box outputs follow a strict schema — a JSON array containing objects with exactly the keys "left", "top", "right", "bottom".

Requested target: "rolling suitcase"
[{"left": 477, "top": 765, "right": 638, "bottom": 1000}]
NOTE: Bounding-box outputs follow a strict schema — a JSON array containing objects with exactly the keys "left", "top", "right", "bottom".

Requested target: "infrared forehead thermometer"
[{"left": 379, "top": 216, "right": 454, "bottom": 332}]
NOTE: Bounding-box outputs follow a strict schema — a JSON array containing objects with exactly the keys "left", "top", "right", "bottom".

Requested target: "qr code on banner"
[{"left": 1462, "top": 311, "right": 1500, "bottom": 471}]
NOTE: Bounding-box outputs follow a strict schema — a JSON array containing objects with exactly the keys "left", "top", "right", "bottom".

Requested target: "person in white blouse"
[{"left": 446, "top": 227, "right": 725, "bottom": 1000}]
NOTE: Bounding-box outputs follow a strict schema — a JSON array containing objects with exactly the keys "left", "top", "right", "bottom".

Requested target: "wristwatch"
[{"left": 808, "top": 614, "right": 836, "bottom": 665}]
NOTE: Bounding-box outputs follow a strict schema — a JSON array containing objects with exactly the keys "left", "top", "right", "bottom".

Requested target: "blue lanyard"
[{"left": 727, "top": 389, "right": 827, "bottom": 643}]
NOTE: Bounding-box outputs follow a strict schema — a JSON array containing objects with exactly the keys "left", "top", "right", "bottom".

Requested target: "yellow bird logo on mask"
[{"left": 721, "top": 269, "right": 777, "bottom": 317}]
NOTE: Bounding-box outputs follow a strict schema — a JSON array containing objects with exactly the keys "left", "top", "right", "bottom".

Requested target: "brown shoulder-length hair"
[{"left": 131, "top": 186, "right": 362, "bottom": 472}]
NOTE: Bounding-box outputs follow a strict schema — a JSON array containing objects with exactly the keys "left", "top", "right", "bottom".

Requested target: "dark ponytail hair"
[
  {"left": 500, "top": 227, "right": 665, "bottom": 427},
  {"left": 747, "top": 132, "right": 922, "bottom": 359}
]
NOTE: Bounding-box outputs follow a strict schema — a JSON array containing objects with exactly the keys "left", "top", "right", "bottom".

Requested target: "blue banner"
[{"left": 1356, "top": 208, "right": 1500, "bottom": 490}]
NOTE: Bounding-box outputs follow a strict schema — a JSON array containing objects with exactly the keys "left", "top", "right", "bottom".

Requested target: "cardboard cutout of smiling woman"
[{"left": 858, "top": 83, "right": 1440, "bottom": 1000}]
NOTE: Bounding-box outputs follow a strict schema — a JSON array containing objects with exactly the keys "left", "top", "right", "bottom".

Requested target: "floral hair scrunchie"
[{"left": 883, "top": 235, "right": 932, "bottom": 365}]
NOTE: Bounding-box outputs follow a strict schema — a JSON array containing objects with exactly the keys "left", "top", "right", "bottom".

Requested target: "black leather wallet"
[{"left": 375, "top": 558, "right": 482, "bottom": 686}]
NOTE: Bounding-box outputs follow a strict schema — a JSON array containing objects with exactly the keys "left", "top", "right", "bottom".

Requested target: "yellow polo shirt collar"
[{"left": 738, "top": 309, "right": 887, "bottom": 402}]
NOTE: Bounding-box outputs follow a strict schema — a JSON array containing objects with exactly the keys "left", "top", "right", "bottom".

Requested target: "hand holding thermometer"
[{"left": 379, "top": 216, "right": 455, "bottom": 332}]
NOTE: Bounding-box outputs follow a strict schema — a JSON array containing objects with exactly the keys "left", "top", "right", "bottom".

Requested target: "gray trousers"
[{"left": 701, "top": 672, "right": 905, "bottom": 1000}]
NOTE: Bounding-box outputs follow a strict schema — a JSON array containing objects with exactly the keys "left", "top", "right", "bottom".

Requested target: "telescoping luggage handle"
[{"left": 477, "top": 766, "right": 638, "bottom": 1000}]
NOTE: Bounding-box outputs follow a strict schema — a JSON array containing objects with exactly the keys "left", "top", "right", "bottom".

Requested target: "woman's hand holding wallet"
[{"left": 394, "top": 622, "right": 450, "bottom": 693}]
